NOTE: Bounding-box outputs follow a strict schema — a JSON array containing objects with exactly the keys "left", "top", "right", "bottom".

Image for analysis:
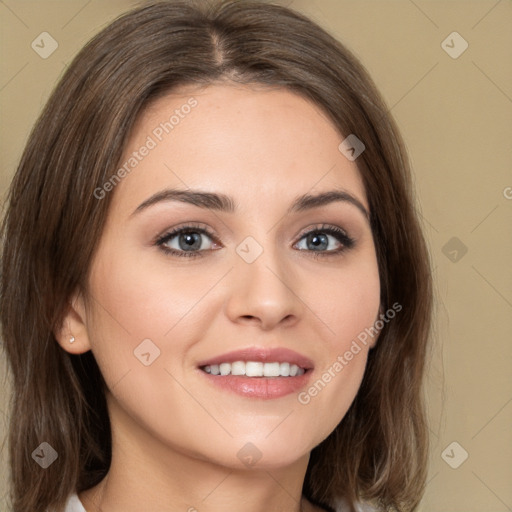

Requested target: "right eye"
[{"left": 156, "top": 224, "right": 221, "bottom": 258}]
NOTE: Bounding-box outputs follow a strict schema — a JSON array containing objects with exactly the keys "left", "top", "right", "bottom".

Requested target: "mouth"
[
  {"left": 196, "top": 347, "right": 314, "bottom": 399},
  {"left": 196, "top": 346, "right": 314, "bottom": 374}
]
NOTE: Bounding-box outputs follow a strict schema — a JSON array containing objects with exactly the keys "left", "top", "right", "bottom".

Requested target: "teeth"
[
  {"left": 246, "top": 361, "right": 263, "bottom": 377},
  {"left": 231, "top": 361, "right": 245, "bottom": 375},
  {"left": 202, "top": 361, "right": 306, "bottom": 377},
  {"left": 219, "top": 363, "right": 231, "bottom": 376},
  {"left": 280, "top": 362, "right": 291, "bottom": 376},
  {"left": 263, "top": 362, "right": 280, "bottom": 377}
]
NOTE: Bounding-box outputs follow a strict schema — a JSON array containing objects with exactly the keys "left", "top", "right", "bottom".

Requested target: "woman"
[{"left": 0, "top": 1, "right": 433, "bottom": 511}]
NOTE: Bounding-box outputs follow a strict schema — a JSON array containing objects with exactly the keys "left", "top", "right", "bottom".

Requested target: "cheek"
[
  {"left": 83, "top": 242, "right": 230, "bottom": 405},
  {"left": 83, "top": 252, "right": 204, "bottom": 439},
  {"left": 331, "top": 268, "right": 380, "bottom": 345},
  {"left": 86, "top": 244, "right": 213, "bottom": 342},
  {"left": 297, "top": 255, "right": 380, "bottom": 434},
  {"left": 316, "top": 250, "right": 381, "bottom": 350},
  {"left": 82, "top": 248, "right": 183, "bottom": 387}
]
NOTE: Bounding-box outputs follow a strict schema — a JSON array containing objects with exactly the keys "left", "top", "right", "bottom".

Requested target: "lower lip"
[{"left": 198, "top": 368, "right": 313, "bottom": 399}]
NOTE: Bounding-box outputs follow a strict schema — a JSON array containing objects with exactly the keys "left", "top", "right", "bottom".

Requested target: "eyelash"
[{"left": 155, "top": 223, "right": 355, "bottom": 259}]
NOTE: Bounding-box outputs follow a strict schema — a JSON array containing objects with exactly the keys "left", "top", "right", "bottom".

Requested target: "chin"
[{"left": 214, "top": 435, "right": 312, "bottom": 470}]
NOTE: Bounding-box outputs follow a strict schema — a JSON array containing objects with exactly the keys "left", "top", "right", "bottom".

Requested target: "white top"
[
  {"left": 60, "top": 493, "right": 376, "bottom": 512},
  {"left": 334, "top": 496, "right": 377, "bottom": 512},
  {"left": 62, "top": 494, "right": 86, "bottom": 512}
]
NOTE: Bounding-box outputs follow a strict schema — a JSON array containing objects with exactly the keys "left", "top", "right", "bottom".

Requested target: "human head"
[{"left": 0, "top": 2, "right": 432, "bottom": 512}]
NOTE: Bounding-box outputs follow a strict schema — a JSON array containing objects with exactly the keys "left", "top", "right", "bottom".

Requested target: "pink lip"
[
  {"left": 198, "top": 370, "right": 312, "bottom": 399},
  {"left": 196, "top": 347, "right": 315, "bottom": 370},
  {"left": 196, "top": 347, "right": 315, "bottom": 400}
]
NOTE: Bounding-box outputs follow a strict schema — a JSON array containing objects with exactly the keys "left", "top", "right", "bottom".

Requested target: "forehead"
[{"left": 110, "top": 83, "right": 368, "bottom": 216}]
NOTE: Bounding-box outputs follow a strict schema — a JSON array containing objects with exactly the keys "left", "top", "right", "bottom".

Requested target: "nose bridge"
[{"left": 226, "top": 233, "right": 301, "bottom": 328}]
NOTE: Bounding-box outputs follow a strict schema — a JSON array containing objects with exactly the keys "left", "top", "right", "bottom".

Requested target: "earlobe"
[{"left": 54, "top": 290, "right": 92, "bottom": 355}]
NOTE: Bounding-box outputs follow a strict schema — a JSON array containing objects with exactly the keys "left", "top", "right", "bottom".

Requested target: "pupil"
[
  {"left": 180, "top": 232, "right": 200, "bottom": 250},
  {"left": 309, "top": 233, "right": 327, "bottom": 250}
]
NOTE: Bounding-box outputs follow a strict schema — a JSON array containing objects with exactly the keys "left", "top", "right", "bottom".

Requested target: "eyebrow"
[{"left": 131, "top": 188, "right": 369, "bottom": 221}]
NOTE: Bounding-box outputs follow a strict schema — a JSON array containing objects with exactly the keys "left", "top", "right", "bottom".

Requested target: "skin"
[{"left": 56, "top": 82, "right": 381, "bottom": 512}]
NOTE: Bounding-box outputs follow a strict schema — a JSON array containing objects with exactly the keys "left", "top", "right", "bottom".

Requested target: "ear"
[{"left": 54, "top": 289, "right": 92, "bottom": 355}]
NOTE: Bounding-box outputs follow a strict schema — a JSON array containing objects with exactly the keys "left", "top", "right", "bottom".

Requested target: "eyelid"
[
  {"left": 155, "top": 222, "right": 216, "bottom": 241},
  {"left": 295, "top": 223, "right": 350, "bottom": 240}
]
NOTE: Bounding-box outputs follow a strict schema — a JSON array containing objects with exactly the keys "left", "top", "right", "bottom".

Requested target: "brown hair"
[{"left": 0, "top": 1, "right": 433, "bottom": 511}]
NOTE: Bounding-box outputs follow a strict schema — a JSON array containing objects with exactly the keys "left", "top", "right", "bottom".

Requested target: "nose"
[{"left": 224, "top": 244, "right": 303, "bottom": 331}]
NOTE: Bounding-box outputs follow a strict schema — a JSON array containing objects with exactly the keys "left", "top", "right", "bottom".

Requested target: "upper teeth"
[{"left": 202, "top": 361, "right": 305, "bottom": 377}]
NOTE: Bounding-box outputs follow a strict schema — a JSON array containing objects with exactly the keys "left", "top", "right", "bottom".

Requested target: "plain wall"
[{"left": 0, "top": 1, "right": 511, "bottom": 511}]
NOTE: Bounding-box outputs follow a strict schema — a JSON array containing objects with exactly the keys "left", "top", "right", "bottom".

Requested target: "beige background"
[{"left": 0, "top": 1, "right": 511, "bottom": 511}]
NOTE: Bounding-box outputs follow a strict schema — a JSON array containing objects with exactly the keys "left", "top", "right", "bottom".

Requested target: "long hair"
[{"left": 0, "top": 1, "right": 433, "bottom": 511}]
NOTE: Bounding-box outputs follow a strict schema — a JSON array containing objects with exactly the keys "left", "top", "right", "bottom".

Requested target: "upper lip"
[{"left": 197, "top": 347, "right": 315, "bottom": 370}]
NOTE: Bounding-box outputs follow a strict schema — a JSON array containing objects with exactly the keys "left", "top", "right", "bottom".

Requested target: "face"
[{"left": 62, "top": 83, "right": 381, "bottom": 470}]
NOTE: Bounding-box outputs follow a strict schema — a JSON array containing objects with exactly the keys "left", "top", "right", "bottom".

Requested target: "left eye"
[
  {"left": 295, "top": 230, "right": 344, "bottom": 252},
  {"left": 297, "top": 226, "right": 354, "bottom": 255}
]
